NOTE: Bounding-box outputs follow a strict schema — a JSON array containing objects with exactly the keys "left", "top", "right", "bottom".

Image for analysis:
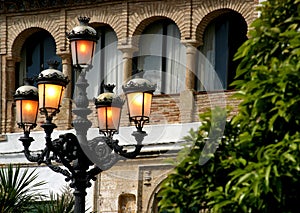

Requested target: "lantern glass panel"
[
  {"left": 16, "top": 99, "right": 39, "bottom": 124},
  {"left": 97, "top": 106, "right": 121, "bottom": 132},
  {"left": 38, "top": 83, "right": 64, "bottom": 112},
  {"left": 71, "top": 40, "right": 95, "bottom": 66},
  {"left": 126, "top": 92, "right": 152, "bottom": 119}
]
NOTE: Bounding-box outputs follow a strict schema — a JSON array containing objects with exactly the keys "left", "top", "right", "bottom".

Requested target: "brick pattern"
[
  {"left": 129, "top": 1, "right": 189, "bottom": 39},
  {"left": 8, "top": 13, "right": 62, "bottom": 58},
  {"left": 2, "top": 0, "right": 258, "bottom": 59},
  {"left": 193, "top": 0, "right": 258, "bottom": 44},
  {"left": 149, "top": 94, "right": 181, "bottom": 125},
  {"left": 0, "top": 16, "right": 7, "bottom": 55},
  {"left": 66, "top": 3, "right": 126, "bottom": 46},
  {"left": 193, "top": 90, "right": 241, "bottom": 122}
]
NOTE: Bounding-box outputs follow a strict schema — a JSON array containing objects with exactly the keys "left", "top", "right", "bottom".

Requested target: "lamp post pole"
[
  {"left": 66, "top": 17, "right": 100, "bottom": 211},
  {"left": 72, "top": 68, "right": 95, "bottom": 213}
]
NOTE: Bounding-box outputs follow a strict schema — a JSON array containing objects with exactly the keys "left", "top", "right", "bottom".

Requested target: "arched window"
[
  {"left": 134, "top": 19, "right": 186, "bottom": 94},
  {"left": 196, "top": 12, "right": 247, "bottom": 91},
  {"left": 86, "top": 26, "right": 123, "bottom": 99},
  {"left": 16, "top": 30, "right": 61, "bottom": 87}
]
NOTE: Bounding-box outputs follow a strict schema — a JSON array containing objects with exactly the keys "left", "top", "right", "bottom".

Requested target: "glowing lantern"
[
  {"left": 14, "top": 79, "right": 39, "bottom": 134},
  {"left": 37, "top": 61, "right": 69, "bottom": 119},
  {"left": 66, "top": 17, "right": 98, "bottom": 68},
  {"left": 95, "top": 84, "right": 124, "bottom": 137},
  {"left": 122, "top": 73, "right": 156, "bottom": 132}
]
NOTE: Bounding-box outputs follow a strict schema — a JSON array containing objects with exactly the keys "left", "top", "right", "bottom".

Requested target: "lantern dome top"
[
  {"left": 122, "top": 77, "right": 156, "bottom": 93},
  {"left": 96, "top": 92, "right": 115, "bottom": 102},
  {"left": 14, "top": 79, "right": 38, "bottom": 100},
  {"left": 95, "top": 84, "right": 124, "bottom": 107},
  {"left": 37, "top": 60, "right": 69, "bottom": 86},
  {"left": 66, "top": 17, "right": 98, "bottom": 42}
]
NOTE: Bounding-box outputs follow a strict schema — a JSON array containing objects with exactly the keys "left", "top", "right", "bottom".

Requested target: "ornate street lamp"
[
  {"left": 66, "top": 16, "right": 98, "bottom": 68},
  {"left": 14, "top": 79, "right": 38, "bottom": 136},
  {"left": 14, "top": 17, "right": 156, "bottom": 213},
  {"left": 95, "top": 84, "right": 124, "bottom": 138},
  {"left": 37, "top": 60, "right": 69, "bottom": 121},
  {"left": 122, "top": 73, "right": 156, "bottom": 133}
]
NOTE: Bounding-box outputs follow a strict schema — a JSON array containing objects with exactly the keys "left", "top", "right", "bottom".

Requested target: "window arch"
[
  {"left": 147, "top": 178, "right": 171, "bottom": 213},
  {"left": 151, "top": 192, "right": 166, "bottom": 213},
  {"left": 16, "top": 30, "right": 61, "bottom": 87},
  {"left": 195, "top": 12, "right": 247, "bottom": 91},
  {"left": 151, "top": 191, "right": 199, "bottom": 213},
  {"left": 86, "top": 26, "right": 123, "bottom": 99},
  {"left": 133, "top": 19, "right": 186, "bottom": 94}
]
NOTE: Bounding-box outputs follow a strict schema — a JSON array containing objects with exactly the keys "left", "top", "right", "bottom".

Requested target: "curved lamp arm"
[
  {"left": 18, "top": 130, "right": 103, "bottom": 184},
  {"left": 108, "top": 131, "right": 147, "bottom": 159},
  {"left": 20, "top": 135, "right": 42, "bottom": 163}
]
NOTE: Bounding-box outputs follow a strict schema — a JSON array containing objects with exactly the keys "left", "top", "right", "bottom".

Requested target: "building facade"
[{"left": 0, "top": 0, "right": 259, "bottom": 212}]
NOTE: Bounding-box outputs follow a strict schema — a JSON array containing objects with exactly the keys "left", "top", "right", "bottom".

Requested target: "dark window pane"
[
  {"left": 17, "top": 30, "right": 61, "bottom": 87},
  {"left": 196, "top": 12, "right": 247, "bottom": 91}
]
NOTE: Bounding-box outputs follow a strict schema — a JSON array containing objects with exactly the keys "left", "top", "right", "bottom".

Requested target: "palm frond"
[{"left": 0, "top": 164, "right": 46, "bottom": 213}]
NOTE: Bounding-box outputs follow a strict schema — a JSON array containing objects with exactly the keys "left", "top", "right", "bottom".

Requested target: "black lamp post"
[{"left": 13, "top": 17, "right": 156, "bottom": 213}]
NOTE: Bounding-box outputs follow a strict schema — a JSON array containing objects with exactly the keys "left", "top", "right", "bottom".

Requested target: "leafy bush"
[{"left": 158, "top": 0, "right": 300, "bottom": 212}]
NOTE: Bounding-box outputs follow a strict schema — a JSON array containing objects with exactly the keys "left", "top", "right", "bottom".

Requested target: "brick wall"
[
  {"left": 1, "top": 0, "right": 257, "bottom": 133},
  {"left": 193, "top": 90, "right": 241, "bottom": 122}
]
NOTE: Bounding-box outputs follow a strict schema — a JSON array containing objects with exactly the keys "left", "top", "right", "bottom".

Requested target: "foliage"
[
  {"left": 0, "top": 164, "right": 46, "bottom": 213},
  {"left": 0, "top": 164, "right": 76, "bottom": 213},
  {"left": 158, "top": 109, "right": 234, "bottom": 212},
  {"left": 34, "top": 185, "right": 75, "bottom": 213},
  {"left": 158, "top": 0, "right": 300, "bottom": 212}
]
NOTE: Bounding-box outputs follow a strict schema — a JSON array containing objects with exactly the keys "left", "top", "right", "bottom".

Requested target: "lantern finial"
[
  {"left": 78, "top": 17, "right": 90, "bottom": 25},
  {"left": 103, "top": 84, "right": 115, "bottom": 93},
  {"left": 47, "top": 60, "right": 60, "bottom": 69},
  {"left": 23, "top": 78, "right": 34, "bottom": 86}
]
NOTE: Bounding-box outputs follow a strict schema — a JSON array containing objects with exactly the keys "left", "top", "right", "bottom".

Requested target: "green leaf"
[
  {"left": 282, "top": 153, "right": 296, "bottom": 163},
  {"left": 265, "top": 165, "right": 271, "bottom": 190}
]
